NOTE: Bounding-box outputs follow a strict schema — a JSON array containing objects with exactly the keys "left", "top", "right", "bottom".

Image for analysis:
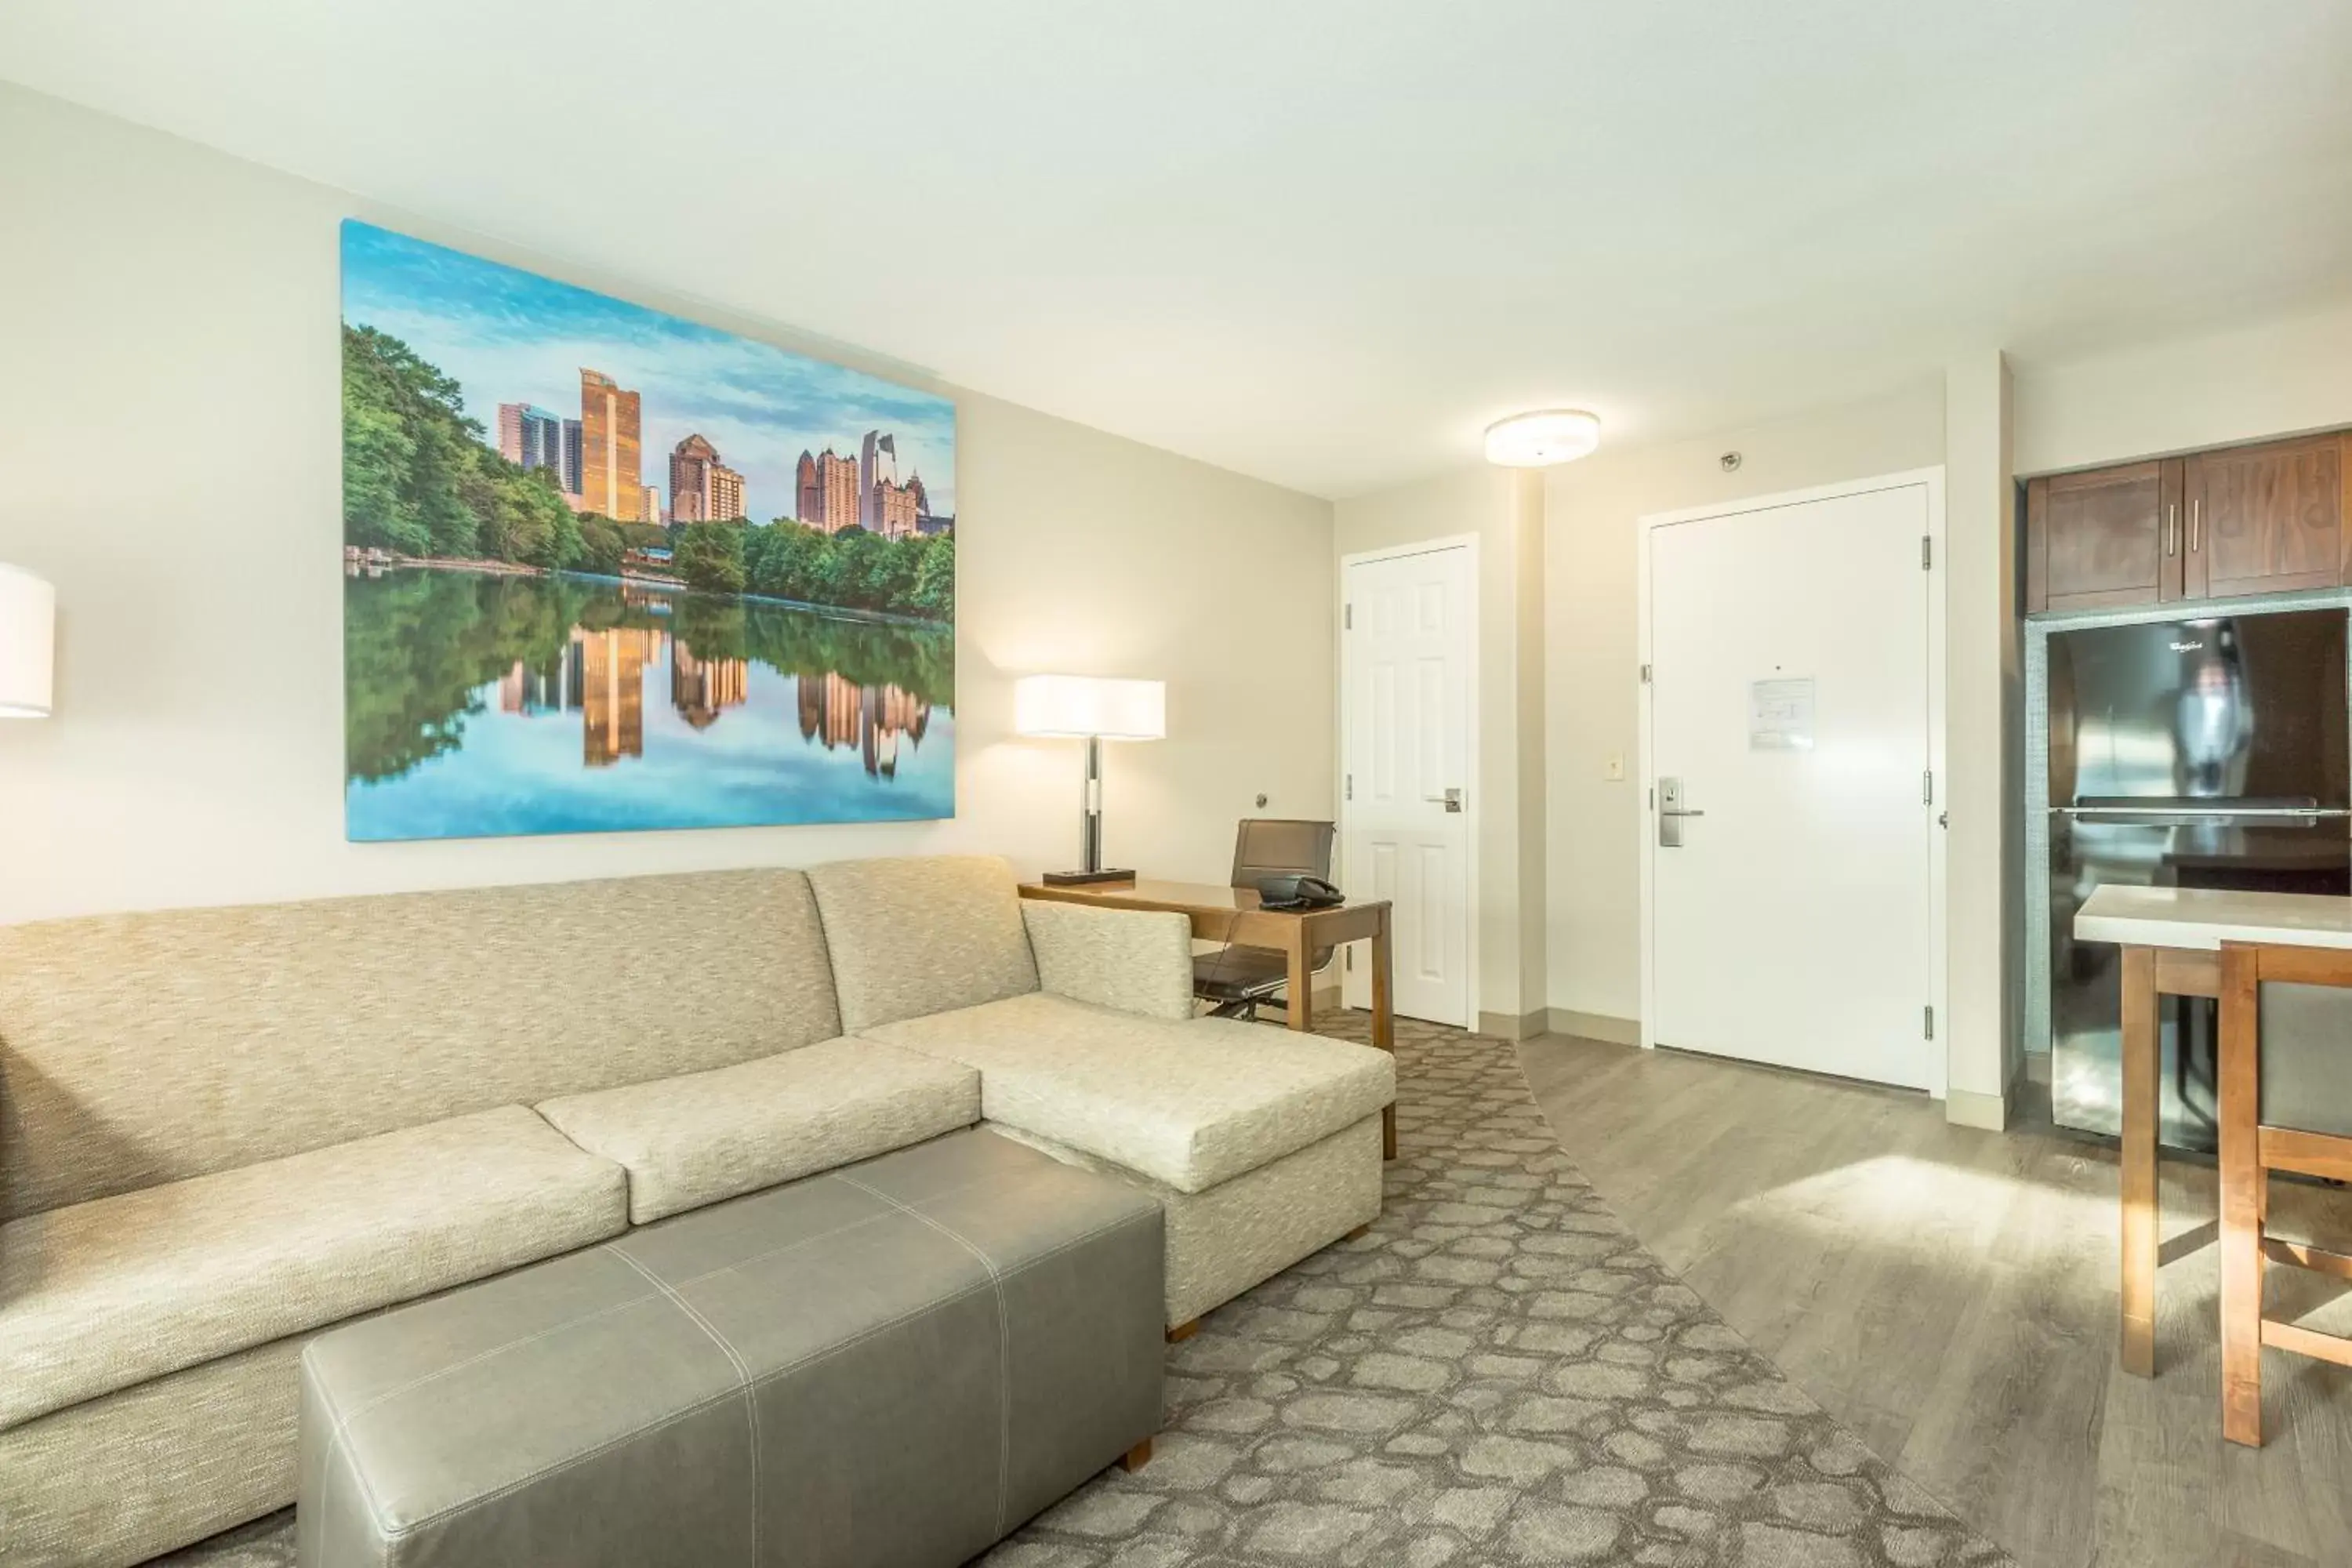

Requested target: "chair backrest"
[
  {"left": 2234, "top": 944, "right": 2352, "bottom": 1140},
  {"left": 1231, "top": 818, "right": 1336, "bottom": 890}
]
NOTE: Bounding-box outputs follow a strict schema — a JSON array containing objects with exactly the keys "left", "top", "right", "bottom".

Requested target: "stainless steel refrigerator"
[{"left": 2046, "top": 607, "right": 2351, "bottom": 1150}]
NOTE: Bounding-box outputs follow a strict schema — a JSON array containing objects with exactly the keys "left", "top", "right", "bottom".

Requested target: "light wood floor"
[{"left": 1517, "top": 1033, "right": 2352, "bottom": 1568}]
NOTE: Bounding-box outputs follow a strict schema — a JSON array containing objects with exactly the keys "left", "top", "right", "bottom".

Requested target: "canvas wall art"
[{"left": 339, "top": 220, "right": 956, "bottom": 841}]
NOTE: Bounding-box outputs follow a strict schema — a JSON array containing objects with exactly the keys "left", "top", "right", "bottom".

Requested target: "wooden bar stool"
[{"left": 2218, "top": 940, "right": 2352, "bottom": 1446}]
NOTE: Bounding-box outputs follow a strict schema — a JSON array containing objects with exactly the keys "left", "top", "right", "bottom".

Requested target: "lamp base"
[{"left": 1040, "top": 868, "right": 1137, "bottom": 887}]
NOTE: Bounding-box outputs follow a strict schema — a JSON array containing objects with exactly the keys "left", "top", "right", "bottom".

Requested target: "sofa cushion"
[
  {"left": 864, "top": 993, "right": 1395, "bottom": 1194},
  {"left": 806, "top": 855, "right": 1040, "bottom": 1031},
  {"left": 536, "top": 1038, "right": 982, "bottom": 1224},
  {"left": 1021, "top": 899, "right": 1196, "bottom": 1021},
  {"left": 0, "top": 1105, "right": 626, "bottom": 1432}
]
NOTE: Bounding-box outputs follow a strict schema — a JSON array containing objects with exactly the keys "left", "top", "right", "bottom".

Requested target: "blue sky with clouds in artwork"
[{"left": 339, "top": 221, "right": 955, "bottom": 522}]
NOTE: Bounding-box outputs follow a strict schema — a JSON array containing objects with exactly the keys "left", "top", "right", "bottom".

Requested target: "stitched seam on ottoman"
[
  {"left": 384, "top": 1273, "right": 1001, "bottom": 1538},
  {"left": 320, "top": 1203, "right": 904, "bottom": 1440},
  {"left": 383, "top": 1214, "right": 1145, "bottom": 1540},
  {"left": 836, "top": 1172, "right": 1016, "bottom": 1536},
  {"left": 607, "top": 1246, "right": 764, "bottom": 1566},
  {"left": 666, "top": 1196, "right": 906, "bottom": 1291},
  {"left": 326, "top": 1290, "right": 660, "bottom": 1434},
  {"left": 308, "top": 1357, "right": 388, "bottom": 1552}
]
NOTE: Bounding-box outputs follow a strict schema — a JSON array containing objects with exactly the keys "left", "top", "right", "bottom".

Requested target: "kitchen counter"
[{"left": 2075, "top": 884, "right": 2352, "bottom": 953}]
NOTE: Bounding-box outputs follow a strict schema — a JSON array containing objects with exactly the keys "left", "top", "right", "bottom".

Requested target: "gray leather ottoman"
[{"left": 296, "top": 1128, "right": 1163, "bottom": 1567}]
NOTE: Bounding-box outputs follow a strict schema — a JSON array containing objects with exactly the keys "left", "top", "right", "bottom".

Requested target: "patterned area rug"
[{"left": 157, "top": 1017, "right": 2013, "bottom": 1568}]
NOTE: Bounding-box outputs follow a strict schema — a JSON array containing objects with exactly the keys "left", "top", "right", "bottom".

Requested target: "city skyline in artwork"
[{"left": 341, "top": 221, "right": 956, "bottom": 531}]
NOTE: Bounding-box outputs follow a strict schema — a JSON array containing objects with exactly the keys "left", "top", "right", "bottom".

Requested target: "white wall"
[
  {"left": 1331, "top": 466, "right": 1546, "bottom": 1029},
  {"left": 1543, "top": 380, "right": 1948, "bottom": 1031},
  {"left": 2016, "top": 299, "right": 2352, "bottom": 475},
  {"left": 0, "top": 85, "right": 1337, "bottom": 924}
]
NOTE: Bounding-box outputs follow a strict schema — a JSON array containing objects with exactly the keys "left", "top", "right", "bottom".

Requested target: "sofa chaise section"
[
  {"left": 862, "top": 991, "right": 1390, "bottom": 1194},
  {"left": 807, "top": 854, "right": 1395, "bottom": 1328},
  {"left": 866, "top": 993, "right": 1392, "bottom": 1326}
]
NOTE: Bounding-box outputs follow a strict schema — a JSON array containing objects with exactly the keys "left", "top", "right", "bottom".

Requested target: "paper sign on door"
[{"left": 1748, "top": 677, "right": 1815, "bottom": 751}]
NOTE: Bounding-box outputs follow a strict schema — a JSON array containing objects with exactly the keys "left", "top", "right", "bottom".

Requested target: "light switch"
[{"left": 1603, "top": 755, "right": 1626, "bottom": 782}]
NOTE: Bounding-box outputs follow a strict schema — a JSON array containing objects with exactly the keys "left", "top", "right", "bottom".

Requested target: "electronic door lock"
[{"left": 1657, "top": 775, "right": 1704, "bottom": 848}]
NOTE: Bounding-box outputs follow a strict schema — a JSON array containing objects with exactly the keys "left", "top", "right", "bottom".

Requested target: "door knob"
[{"left": 1425, "top": 787, "right": 1464, "bottom": 812}]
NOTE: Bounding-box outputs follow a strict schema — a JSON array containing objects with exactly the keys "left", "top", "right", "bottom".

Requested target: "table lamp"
[
  {"left": 0, "top": 564, "right": 55, "bottom": 718},
  {"left": 1014, "top": 674, "right": 1164, "bottom": 885}
]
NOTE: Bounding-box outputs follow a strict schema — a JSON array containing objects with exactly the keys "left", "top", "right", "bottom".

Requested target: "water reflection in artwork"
[{"left": 345, "top": 567, "right": 953, "bottom": 841}]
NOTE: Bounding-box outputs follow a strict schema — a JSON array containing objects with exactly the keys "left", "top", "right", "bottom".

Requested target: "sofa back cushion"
[
  {"left": 0, "top": 869, "right": 842, "bottom": 1222},
  {"left": 806, "top": 855, "right": 1039, "bottom": 1031}
]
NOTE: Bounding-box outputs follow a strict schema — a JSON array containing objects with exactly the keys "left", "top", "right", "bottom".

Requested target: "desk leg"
[
  {"left": 1285, "top": 934, "right": 1315, "bottom": 1036},
  {"left": 1371, "top": 913, "right": 1397, "bottom": 1161},
  {"left": 2120, "top": 943, "right": 2159, "bottom": 1377}
]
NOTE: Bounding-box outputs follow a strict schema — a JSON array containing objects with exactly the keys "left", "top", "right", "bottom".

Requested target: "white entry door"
[
  {"left": 1644, "top": 479, "right": 1939, "bottom": 1089},
  {"left": 1341, "top": 543, "right": 1473, "bottom": 1027}
]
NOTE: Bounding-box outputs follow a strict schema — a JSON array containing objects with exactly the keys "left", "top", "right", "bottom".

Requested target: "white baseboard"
[
  {"left": 1543, "top": 1008, "right": 1640, "bottom": 1047},
  {"left": 1476, "top": 1008, "right": 1549, "bottom": 1040}
]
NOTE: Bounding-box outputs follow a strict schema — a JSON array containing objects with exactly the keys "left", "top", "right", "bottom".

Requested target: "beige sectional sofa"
[{"left": 0, "top": 855, "right": 1392, "bottom": 1568}]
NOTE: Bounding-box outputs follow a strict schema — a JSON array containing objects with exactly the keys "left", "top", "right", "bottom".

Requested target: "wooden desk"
[
  {"left": 2075, "top": 885, "right": 2352, "bottom": 1375},
  {"left": 1019, "top": 877, "right": 1396, "bottom": 1160}
]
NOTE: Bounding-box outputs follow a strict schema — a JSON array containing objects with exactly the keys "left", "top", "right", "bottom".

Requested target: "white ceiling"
[{"left": 5, "top": 1, "right": 2350, "bottom": 499}]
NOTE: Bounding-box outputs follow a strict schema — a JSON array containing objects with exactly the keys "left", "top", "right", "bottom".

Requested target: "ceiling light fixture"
[{"left": 1485, "top": 408, "right": 1602, "bottom": 468}]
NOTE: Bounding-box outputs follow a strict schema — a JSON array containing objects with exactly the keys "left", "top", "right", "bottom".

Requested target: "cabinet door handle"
[
  {"left": 2166, "top": 503, "right": 2176, "bottom": 557},
  {"left": 2190, "top": 498, "right": 2201, "bottom": 554}
]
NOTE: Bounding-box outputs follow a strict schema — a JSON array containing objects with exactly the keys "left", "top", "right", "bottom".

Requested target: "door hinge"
[
  {"left": 1922, "top": 769, "right": 1934, "bottom": 804},
  {"left": 1345, "top": 947, "right": 1355, "bottom": 971},
  {"left": 1640, "top": 663, "right": 1653, "bottom": 684},
  {"left": 1921, "top": 535, "right": 1933, "bottom": 570},
  {"left": 1344, "top": 603, "right": 1352, "bottom": 630},
  {"left": 1345, "top": 773, "right": 1353, "bottom": 800},
  {"left": 1924, "top": 1005, "right": 1935, "bottom": 1040}
]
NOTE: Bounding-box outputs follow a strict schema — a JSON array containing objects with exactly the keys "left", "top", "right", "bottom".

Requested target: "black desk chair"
[{"left": 1194, "top": 818, "right": 1338, "bottom": 1021}]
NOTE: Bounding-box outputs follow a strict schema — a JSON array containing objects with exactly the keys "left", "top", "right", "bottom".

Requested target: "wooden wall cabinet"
[
  {"left": 2026, "top": 433, "right": 2351, "bottom": 613},
  {"left": 2025, "top": 459, "right": 2181, "bottom": 612},
  {"left": 2183, "top": 434, "right": 2344, "bottom": 601}
]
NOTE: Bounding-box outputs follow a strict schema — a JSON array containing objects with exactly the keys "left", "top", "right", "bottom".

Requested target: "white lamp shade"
[
  {"left": 1485, "top": 408, "right": 1602, "bottom": 467},
  {"left": 0, "top": 564, "right": 54, "bottom": 718},
  {"left": 1014, "top": 674, "right": 1165, "bottom": 740}
]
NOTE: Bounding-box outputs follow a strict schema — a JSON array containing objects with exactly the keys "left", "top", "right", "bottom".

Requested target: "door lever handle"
[
  {"left": 1423, "top": 787, "right": 1465, "bottom": 813},
  {"left": 1657, "top": 804, "right": 1702, "bottom": 847}
]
